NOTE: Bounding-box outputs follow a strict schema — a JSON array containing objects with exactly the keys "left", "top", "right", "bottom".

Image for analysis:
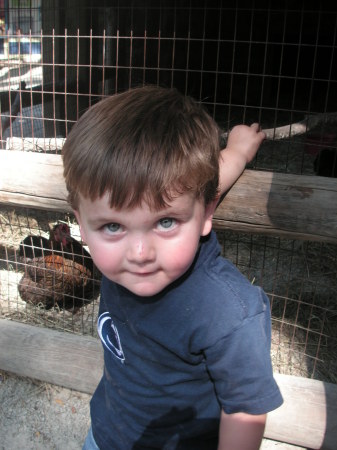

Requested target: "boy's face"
[{"left": 75, "top": 192, "right": 215, "bottom": 297}]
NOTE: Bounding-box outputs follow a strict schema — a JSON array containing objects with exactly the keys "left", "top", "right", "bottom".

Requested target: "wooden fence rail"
[
  {"left": 1, "top": 150, "right": 337, "bottom": 243},
  {"left": 0, "top": 319, "right": 336, "bottom": 450}
]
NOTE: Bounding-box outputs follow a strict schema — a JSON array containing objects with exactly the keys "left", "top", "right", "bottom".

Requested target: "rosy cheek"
[
  {"left": 95, "top": 250, "right": 114, "bottom": 268},
  {"left": 92, "top": 243, "right": 122, "bottom": 272},
  {"left": 169, "top": 243, "right": 196, "bottom": 271}
]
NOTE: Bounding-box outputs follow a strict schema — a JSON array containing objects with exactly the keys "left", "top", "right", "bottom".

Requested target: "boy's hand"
[
  {"left": 225, "top": 123, "right": 266, "bottom": 164},
  {"left": 218, "top": 123, "right": 265, "bottom": 197}
]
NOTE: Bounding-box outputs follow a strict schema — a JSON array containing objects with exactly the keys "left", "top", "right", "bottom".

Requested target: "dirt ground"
[
  {"left": 0, "top": 371, "right": 91, "bottom": 450},
  {"left": 0, "top": 371, "right": 308, "bottom": 450}
]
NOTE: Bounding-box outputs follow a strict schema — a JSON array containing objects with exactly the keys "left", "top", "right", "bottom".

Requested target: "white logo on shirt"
[{"left": 97, "top": 312, "right": 125, "bottom": 363}]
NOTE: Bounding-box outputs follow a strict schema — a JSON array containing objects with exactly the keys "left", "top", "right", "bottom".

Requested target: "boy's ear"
[
  {"left": 201, "top": 196, "right": 219, "bottom": 237},
  {"left": 73, "top": 210, "right": 86, "bottom": 243}
]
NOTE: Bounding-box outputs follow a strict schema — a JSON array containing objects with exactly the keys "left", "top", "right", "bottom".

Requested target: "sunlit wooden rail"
[
  {"left": 0, "top": 319, "right": 336, "bottom": 450},
  {"left": 1, "top": 150, "right": 337, "bottom": 243}
]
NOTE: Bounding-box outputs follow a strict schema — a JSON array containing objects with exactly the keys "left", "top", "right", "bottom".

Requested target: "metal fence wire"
[{"left": 0, "top": 1, "right": 337, "bottom": 382}]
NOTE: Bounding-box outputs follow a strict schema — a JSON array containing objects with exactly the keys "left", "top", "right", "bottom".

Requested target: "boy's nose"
[{"left": 126, "top": 237, "right": 155, "bottom": 264}]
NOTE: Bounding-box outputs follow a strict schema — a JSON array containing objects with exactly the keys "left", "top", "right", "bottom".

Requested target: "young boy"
[{"left": 62, "top": 86, "right": 283, "bottom": 450}]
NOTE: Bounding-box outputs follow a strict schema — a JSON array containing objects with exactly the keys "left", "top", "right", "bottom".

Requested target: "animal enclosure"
[{"left": 0, "top": 0, "right": 337, "bottom": 394}]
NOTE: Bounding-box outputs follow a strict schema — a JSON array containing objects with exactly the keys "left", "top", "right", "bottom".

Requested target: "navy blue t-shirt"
[{"left": 91, "top": 231, "right": 283, "bottom": 449}]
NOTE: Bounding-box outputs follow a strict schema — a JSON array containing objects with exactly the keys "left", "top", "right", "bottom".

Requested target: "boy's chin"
[
  {"left": 124, "top": 283, "right": 166, "bottom": 297},
  {"left": 105, "top": 271, "right": 183, "bottom": 297},
  {"left": 116, "top": 276, "right": 173, "bottom": 297}
]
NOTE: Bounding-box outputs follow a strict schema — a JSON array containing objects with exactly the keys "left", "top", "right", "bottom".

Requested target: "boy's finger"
[
  {"left": 250, "top": 123, "right": 266, "bottom": 139},
  {"left": 250, "top": 123, "right": 260, "bottom": 131}
]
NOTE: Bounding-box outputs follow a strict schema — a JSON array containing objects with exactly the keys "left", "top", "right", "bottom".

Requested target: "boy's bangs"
[{"left": 93, "top": 153, "right": 217, "bottom": 211}]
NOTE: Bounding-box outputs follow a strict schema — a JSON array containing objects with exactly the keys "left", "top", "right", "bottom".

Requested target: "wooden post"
[{"left": 0, "top": 318, "right": 336, "bottom": 450}]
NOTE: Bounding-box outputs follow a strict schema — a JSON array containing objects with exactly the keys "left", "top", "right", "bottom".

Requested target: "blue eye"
[
  {"left": 104, "top": 223, "right": 121, "bottom": 234},
  {"left": 158, "top": 218, "right": 175, "bottom": 230}
]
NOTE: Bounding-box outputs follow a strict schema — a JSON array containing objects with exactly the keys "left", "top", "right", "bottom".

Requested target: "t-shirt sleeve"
[{"left": 204, "top": 289, "right": 283, "bottom": 415}]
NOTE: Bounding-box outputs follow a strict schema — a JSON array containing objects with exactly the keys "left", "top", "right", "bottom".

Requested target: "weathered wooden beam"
[
  {"left": 266, "top": 373, "right": 337, "bottom": 450},
  {"left": 0, "top": 150, "right": 71, "bottom": 212},
  {"left": 1, "top": 150, "right": 337, "bottom": 242},
  {"left": 214, "top": 169, "right": 337, "bottom": 242},
  {"left": 0, "top": 319, "right": 102, "bottom": 394},
  {"left": 0, "top": 319, "right": 336, "bottom": 450}
]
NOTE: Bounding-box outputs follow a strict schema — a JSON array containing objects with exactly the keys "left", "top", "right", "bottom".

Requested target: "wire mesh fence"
[
  {"left": 0, "top": 1, "right": 337, "bottom": 382},
  {"left": 1, "top": 1, "right": 336, "bottom": 173},
  {"left": 0, "top": 206, "right": 100, "bottom": 336}
]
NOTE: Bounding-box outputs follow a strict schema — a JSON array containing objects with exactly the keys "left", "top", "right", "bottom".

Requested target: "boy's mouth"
[{"left": 129, "top": 270, "right": 158, "bottom": 277}]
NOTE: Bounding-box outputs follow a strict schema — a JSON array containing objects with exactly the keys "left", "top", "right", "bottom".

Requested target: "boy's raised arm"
[
  {"left": 218, "top": 410, "right": 266, "bottom": 450},
  {"left": 217, "top": 124, "right": 270, "bottom": 447},
  {"left": 218, "top": 123, "right": 265, "bottom": 196}
]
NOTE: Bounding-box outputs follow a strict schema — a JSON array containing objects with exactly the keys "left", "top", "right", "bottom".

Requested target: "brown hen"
[{"left": 18, "top": 223, "right": 99, "bottom": 309}]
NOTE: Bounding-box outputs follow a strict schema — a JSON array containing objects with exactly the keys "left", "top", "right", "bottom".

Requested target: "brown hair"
[{"left": 62, "top": 86, "right": 220, "bottom": 210}]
